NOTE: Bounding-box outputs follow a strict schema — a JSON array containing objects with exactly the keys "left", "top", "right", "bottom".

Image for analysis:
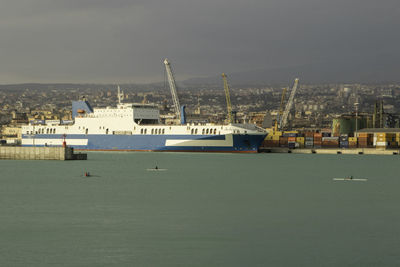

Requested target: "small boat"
[
  {"left": 146, "top": 167, "right": 167, "bottom": 171},
  {"left": 333, "top": 177, "right": 367, "bottom": 182}
]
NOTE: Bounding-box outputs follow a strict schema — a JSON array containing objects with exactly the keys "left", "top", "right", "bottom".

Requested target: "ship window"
[
  {"left": 206, "top": 129, "right": 209, "bottom": 134},
  {"left": 144, "top": 129, "right": 147, "bottom": 134},
  {"left": 214, "top": 129, "right": 217, "bottom": 135},
  {"left": 140, "top": 129, "right": 143, "bottom": 134},
  {"left": 202, "top": 129, "right": 205, "bottom": 135},
  {"left": 151, "top": 129, "right": 154, "bottom": 134},
  {"left": 191, "top": 129, "right": 194, "bottom": 134},
  {"left": 106, "top": 129, "right": 109, "bottom": 135},
  {"left": 195, "top": 129, "right": 198, "bottom": 134},
  {"left": 85, "top": 129, "right": 88, "bottom": 135},
  {"left": 162, "top": 129, "right": 165, "bottom": 134}
]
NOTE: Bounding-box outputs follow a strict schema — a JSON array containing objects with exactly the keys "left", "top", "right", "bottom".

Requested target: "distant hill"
[{"left": 183, "top": 62, "right": 400, "bottom": 86}]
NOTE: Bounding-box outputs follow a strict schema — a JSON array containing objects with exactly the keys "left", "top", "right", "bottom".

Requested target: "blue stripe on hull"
[{"left": 22, "top": 134, "right": 267, "bottom": 153}]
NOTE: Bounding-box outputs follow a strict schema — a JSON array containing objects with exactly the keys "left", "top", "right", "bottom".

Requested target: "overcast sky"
[{"left": 0, "top": 0, "right": 399, "bottom": 84}]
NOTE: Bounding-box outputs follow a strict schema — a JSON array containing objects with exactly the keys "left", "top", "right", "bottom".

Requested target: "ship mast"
[{"left": 117, "top": 85, "right": 124, "bottom": 104}]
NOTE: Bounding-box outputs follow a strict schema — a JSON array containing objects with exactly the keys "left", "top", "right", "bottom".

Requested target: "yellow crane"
[
  {"left": 274, "top": 87, "right": 287, "bottom": 132},
  {"left": 222, "top": 73, "right": 234, "bottom": 124}
]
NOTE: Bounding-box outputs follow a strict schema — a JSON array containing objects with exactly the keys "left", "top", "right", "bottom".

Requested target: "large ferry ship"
[{"left": 21, "top": 92, "right": 267, "bottom": 153}]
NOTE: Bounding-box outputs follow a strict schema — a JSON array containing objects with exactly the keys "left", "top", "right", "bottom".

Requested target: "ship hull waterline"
[{"left": 22, "top": 133, "right": 267, "bottom": 153}]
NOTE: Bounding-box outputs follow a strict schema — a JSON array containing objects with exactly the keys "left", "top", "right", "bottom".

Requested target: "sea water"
[{"left": 1, "top": 152, "right": 400, "bottom": 266}]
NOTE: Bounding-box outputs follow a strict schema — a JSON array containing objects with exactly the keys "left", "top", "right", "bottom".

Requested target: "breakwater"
[{"left": 0, "top": 146, "right": 87, "bottom": 160}]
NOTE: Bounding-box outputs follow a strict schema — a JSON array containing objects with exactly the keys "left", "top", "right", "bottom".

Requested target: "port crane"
[
  {"left": 222, "top": 73, "right": 234, "bottom": 124},
  {"left": 274, "top": 87, "right": 287, "bottom": 132},
  {"left": 279, "top": 78, "right": 299, "bottom": 130},
  {"left": 164, "top": 58, "right": 181, "bottom": 122}
]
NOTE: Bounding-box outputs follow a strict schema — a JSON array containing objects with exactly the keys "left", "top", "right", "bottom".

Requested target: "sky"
[{"left": 0, "top": 0, "right": 399, "bottom": 84}]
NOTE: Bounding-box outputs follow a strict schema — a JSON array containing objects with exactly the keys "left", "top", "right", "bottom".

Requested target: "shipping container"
[
  {"left": 279, "top": 136, "right": 288, "bottom": 147},
  {"left": 340, "top": 141, "right": 349, "bottom": 148},
  {"left": 262, "top": 140, "right": 279, "bottom": 147},
  {"left": 388, "top": 141, "right": 398, "bottom": 148},
  {"left": 305, "top": 132, "right": 314, "bottom": 137},
  {"left": 283, "top": 133, "right": 297, "bottom": 137},
  {"left": 322, "top": 141, "right": 339, "bottom": 148},
  {"left": 349, "top": 137, "right": 357, "bottom": 142},
  {"left": 288, "top": 142, "right": 296, "bottom": 149},
  {"left": 322, "top": 137, "right": 339, "bottom": 141},
  {"left": 376, "top": 141, "right": 387, "bottom": 147}
]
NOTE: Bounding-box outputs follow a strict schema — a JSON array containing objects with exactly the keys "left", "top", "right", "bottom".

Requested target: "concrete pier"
[
  {"left": 259, "top": 147, "right": 400, "bottom": 155},
  {"left": 0, "top": 146, "right": 87, "bottom": 160}
]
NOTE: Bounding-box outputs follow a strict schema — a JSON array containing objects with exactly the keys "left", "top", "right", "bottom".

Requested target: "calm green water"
[{"left": 1, "top": 152, "right": 400, "bottom": 267}]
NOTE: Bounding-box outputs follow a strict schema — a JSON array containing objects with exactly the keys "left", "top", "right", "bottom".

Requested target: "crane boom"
[
  {"left": 164, "top": 58, "right": 181, "bottom": 121},
  {"left": 274, "top": 87, "right": 287, "bottom": 132},
  {"left": 280, "top": 78, "right": 299, "bottom": 129},
  {"left": 222, "top": 73, "right": 234, "bottom": 124}
]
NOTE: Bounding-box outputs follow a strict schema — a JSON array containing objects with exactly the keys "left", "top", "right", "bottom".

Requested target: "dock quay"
[
  {"left": 259, "top": 147, "right": 399, "bottom": 155},
  {"left": 0, "top": 146, "right": 87, "bottom": 160}
]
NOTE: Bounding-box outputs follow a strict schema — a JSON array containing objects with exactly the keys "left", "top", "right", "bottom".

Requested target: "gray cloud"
[{"left": 0, "top": 0, "right": 399, "bottom": 83}]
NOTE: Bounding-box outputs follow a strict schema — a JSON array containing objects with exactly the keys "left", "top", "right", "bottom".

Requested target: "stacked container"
[
  {"left": 313, "top": 133, "right": 322, "bottom": 148},
  {"left": 339, "top": 134, "right": 349, "bottom": 148},
  {"left": 279, "top": 136, "right": 288, "bottom": 147},
  {"left": 358, "top": 133, "right": 373, "bottom": 148},
  {"left": 305, "top": 132, "right": 314, "bottom": 148},
  {"left": 348, "top": 137, "right": 358, "bottom": 148},
  {"left": 296, "top": 137, "right": 305, "bottom": 148},
  {"left": 375, "top": 133, "right": 388, "bottom": 148},
  {"left": 322, "top": 137, "right": 339, "bottom": 148},
  {"left": 287, "top": 136, "right": 296, "bottom": 148}
]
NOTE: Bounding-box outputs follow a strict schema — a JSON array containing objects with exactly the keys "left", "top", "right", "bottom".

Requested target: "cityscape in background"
[{"left": 1, "top": 81, "right": 400, "bottom": 146}]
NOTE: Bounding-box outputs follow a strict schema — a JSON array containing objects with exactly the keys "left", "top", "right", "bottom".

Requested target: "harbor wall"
[
  {"left": 0, "top": 146, "right": 87, "bottom": 160},
  {"left": 259, "top": 147, "right": 399, "bottom": 155}
]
